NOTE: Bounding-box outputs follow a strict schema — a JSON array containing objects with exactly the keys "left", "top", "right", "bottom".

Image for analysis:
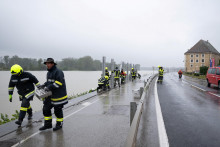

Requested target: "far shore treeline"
[{"left": 0, "top": 55, "right": 119, "bottom": 71}]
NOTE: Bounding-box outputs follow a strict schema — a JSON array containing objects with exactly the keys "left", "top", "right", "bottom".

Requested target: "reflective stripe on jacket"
[
  {"left": 45, "top": 65, "right": 68, "bottom": 106},
  {"left": 8, "top": 71, "right": 39, "bottom": 98}
]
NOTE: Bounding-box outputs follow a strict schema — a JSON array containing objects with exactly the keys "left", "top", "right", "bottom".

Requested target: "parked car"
[{"left": 206, "top": 67, "right": 220, "bottom": 88}]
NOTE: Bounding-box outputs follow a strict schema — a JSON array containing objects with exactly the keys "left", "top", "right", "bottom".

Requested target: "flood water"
[{"left": 0, "top": 70, "right": 152, "bottom": 117}]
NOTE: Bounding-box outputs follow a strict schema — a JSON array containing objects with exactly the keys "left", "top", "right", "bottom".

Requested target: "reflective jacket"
[
  {"left": 159, "top": 69, "right": 164, "bottom": 76},
  {"left": 112, "top": 69, "right": 120, "bottom": 78},
  {"left": 45, "top": 65, "right": 68, "bottom": 106},
  {"left": 98, "top": 77, "right": 105, "bottom": 85},
  {"left": 8, "top": 71, "right": 40, "bottom": 100},
  {"left": 131, "top": 70, "right": 136, "bottom": 77},
  {"left": 105, "top": 70, "right": 110, "bottom": 77}
]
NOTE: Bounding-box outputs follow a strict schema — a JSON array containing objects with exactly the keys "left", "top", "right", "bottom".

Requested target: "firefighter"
[
  {"left": 112, "top": 67, "right": 120, "bottom": 87},
  {"left": 158, "top": 66, "right": 164, "bottom": 83},
  {"left": 105, "top": 67, "right": 110, "bottom": 77},
  {"left": 8, "top": 64, "right": 41, "bottom": 126},
  {"left": 39, "top": 58, "right": 68, "bottom": 131},
  {"left": 131, "top": 68, "right": 136, "bottom": 81},
  {"left": 120, "top": 69, "right": 126, "bottom": 84}
]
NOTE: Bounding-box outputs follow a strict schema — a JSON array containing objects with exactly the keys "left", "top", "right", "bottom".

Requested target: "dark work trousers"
[
  {"left": 114, "top": 78, "right": 120, "bottom": 87},
  {"left": 43, "top": 98, "right": 64, "bottom": 124},
  {"left": 19, "top": 96, "right": 33, "bottom": 121}
]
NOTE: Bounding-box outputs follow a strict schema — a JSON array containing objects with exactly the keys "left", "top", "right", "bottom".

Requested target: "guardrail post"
[
  {"left": 102, "top": 56, "right": 106, "bottom": 78},
  {"left": 139, "top": 87, "right": 144, "bottom": 98},
  {"left": 130, "top": 102, "right": 137, "bottom": 125}
]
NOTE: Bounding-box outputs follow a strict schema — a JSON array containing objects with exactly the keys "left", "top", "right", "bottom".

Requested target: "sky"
[{"left": 0, "top": 0, "right": 220, "bottom": 67}]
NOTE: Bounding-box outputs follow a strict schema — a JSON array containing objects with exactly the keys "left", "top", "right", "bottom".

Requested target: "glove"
[
  {"left": 9, "top": 95, "right": 12, "bottom": 102},
  {"left": 44, "top": 87, "right": 50, "bottom": 92},
  {"left": 37, "top": 84, "right": 45, "bottom": 89}
]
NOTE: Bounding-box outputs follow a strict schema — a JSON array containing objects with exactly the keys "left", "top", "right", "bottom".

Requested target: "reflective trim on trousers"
[
  {"left": 20, "top": 107, "right": 28, "bottom": 111},
  {"left": 56, "top": 118, "right": 63, "bottom": 122},
  {"left": 44, "top": 116, "right": 52, "bottom": 120}
]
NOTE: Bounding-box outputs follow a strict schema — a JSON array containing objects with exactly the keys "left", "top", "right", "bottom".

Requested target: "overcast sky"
[{"left": 1, "top": 0, "right": 220, "bottom": 67}]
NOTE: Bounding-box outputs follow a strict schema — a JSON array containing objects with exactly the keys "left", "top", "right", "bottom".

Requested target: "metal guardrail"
[{"left": 124, "top": 74, "right": 158, "bottom": 147}]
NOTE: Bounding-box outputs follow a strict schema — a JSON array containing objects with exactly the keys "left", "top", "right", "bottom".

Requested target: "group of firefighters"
[
  {"left": 8, "top": 58, "right": 67, "bottom": 131},
  {"left": 7, "top": 59, "right": 142, "bottom": 130},
  {"left": 97, "top": 67, "right": 141, "bottom": 92}
]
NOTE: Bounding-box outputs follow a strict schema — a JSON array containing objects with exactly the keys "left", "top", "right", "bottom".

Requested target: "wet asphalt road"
[
  {"left": 158, "top": 73, "right": 220, "bottom": 147},
  {"left": 0, "top": 77, "right": 148, "bottom": 147}
]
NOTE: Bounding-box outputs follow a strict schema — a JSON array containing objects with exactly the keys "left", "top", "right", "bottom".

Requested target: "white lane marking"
[
  {"left": 155, "top": 81, "right": 169, "bottom": 147},
  {"left": 82, "top": 102, "right": 92, "bottom": 106},
  {"left": 209, "top": 92, "right": 220, "bottom": 98},
  {"left": 182, "top": 80, "right": 206, "bottom": 92},
  {"left": 190, "top": 85, "right": 206, "bottom": 92},
  {"left": 12, "top": 99, "right": 100, "bottom": 147}
]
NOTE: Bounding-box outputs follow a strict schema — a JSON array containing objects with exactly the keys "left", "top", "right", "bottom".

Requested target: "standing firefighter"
[
  {"left": 105, "top": 67, "right": 110, "bottom": 77},
  {"left": 158, "top": 66, "right": 164, "bottom": 83},
  {"left": 112, "top": 67, "right": 120, "bottom": 87},
  {"left": 131, "top": 68, "right": 136, "bottom": 81},
  {"left": 8, "top": 64, "right": 41, "bottom": 126},
  {"left": 39, "top": 58, "right": 68, "bottom": 131}
]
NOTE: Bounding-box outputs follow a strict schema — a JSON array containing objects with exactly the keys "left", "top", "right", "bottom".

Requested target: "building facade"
[{"left": 185, "top": 40, "right": 220, "bottom": 72}]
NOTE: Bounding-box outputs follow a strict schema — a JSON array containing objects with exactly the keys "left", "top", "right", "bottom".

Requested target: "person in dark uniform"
[
  {"left": 39, "top": 58, "right": 68, "bottom": 131},
  {"left": 131, "top": 68, "right": 136, "bottom": 81},
  {"left": 8, "top": 64, "right": 41, "bottom": 126},
  {"left": 112, "top": 67, "right": 120, "bottom": 87}
]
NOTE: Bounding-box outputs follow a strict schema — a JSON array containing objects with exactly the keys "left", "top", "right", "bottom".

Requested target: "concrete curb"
[
  {"left": 0, "top": 91, "right": 97, "bottom": 138},
  {"left": 124, "top": 74, "right": 158, "bottom": 147}
]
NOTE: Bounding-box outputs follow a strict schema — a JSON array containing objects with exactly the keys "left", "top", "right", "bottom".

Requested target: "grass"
[
  {"left": 183, "top": 73, "right": 206, "bottom": 80},
  {"left": 0, "top": 110, "right": 19, "bottom": 125}
]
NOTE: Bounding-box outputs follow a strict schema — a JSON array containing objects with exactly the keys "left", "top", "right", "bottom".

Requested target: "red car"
[{"left": 206, "top": 67, "right": 220, "bottom": 88}]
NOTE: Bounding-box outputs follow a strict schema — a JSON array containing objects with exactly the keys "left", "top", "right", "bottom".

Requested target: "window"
[
  {"left": 191, "top": 54, "right": 193, "bottom": 58},
  {"left": 208, "top": 68, "right": 212, "bottom": 74},
  {"left": 196, "top": 54, "right": 199, "bottom": 57},
  {"left": 211, "top": 68, "right": 216, "bottom": 74},
  {"left": 217, "top": 69, "right": 220, "bottom": 75},
  {"left": 190, "top": 59, "right": 193, "bottom": 63},
  {"left": 201, "top": 59, "right": 205, "bottom": 63},
  {"left": 201, "top": 54, "right": 205, "bottom": 58},
  {"left": 201, "top": 64, "right": 204, "bottom": 67},
  {"left": 196, "top": 59, "right": 199, "bottom": 63},
  {"left": 190, "top": 64, "right": 193, "bottom": 67}
]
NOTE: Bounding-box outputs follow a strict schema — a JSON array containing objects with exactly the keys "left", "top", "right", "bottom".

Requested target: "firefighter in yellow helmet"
[
  {"left": 8, "top": 64, "right": 41, "bottom": 126},
  {"left": 131, "top": 68, "right": 136, "bottom": 81},
  {"left": 157, "top": 66, "right": 164, "bottom": 84},
  {"left": 105, "top": 67, "right": 110, "bottom": 77}
]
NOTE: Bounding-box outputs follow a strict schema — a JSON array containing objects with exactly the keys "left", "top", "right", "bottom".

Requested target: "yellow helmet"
[
  {"left": 105, "top": 67, "right": 108, "bottom": 70},
  {"left": 132, "top": 68, "right": 134, "bottom": 70},
  {"left": 158, "top": 65, "right": 161, "bottom": 68},
  {"left": 11, "top": 64, "right": 23, "bottom": 75},
  {"left": 104, "top": 75, "right": 109, "bottom": 80}
]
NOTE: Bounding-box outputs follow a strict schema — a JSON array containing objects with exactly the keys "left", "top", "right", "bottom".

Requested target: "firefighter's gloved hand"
[
  {"left": 44, "top": 87, "right": 50, "bottom": 92},
  {"left": 37, "top": 84, "right": 45, "bottom": 89},
  {"left": 9, "top": 95, "right": 12, "bottom": 102}
]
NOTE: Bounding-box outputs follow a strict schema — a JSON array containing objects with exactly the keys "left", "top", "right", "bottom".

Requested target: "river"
[{"left": 0, "top": 70, "right": 152, "bottom": 117}]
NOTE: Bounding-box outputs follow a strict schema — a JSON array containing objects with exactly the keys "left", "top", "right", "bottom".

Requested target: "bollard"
[
  {"left": 130, "top": 102, "right": 137, "bottom": 125},
  {"left": 139, "top": 87, "right": 144, "bottom": 98}
]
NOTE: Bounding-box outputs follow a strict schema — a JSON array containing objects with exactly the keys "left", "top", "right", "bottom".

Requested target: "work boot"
[
  {"left": 28, "top": 114, "right": 32, "bottom": 120},
  {"left": 15, "top": 120, "right": 22, "bottom": 126},
  {"left": 53, "top": 122, "right": 63, "bottom": 131},
  {"left": 39, "top": 120, "right": 52, "bottom": 131}
]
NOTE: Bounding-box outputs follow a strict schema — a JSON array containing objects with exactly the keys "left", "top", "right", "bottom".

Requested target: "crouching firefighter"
[
  {"left": 97, "top": 75, "right": 109, "bottom": 92},
  {"left": 39, "top": 58, "right": 68, "bottom": 131},
  {"left": 8, "top": 64, "right": 41, "bottom": 126}
]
